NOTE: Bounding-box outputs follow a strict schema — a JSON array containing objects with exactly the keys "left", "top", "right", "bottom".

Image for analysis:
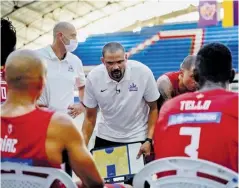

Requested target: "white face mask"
[{"left": 62, "top": 35, "right": 78, "bottom": 52}]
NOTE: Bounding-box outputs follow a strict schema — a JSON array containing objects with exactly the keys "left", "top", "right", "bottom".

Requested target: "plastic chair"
[
  {"left": 133, "top": 157, "right": 238, "bottom": 188},
  {"left": 1, "top": 162, "right": 77, "bottom": 188}
]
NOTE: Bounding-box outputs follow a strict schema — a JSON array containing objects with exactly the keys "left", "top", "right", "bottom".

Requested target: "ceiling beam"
[
  {"left": 17, "top": 1, "right": 149, "bottom": 48},
  {"left": 84, "top": 1, "right": 107, "bottom": 15},
  {"left": 76, "top": 1, "right": 144, "bottom": 30},
  {"left": 11, "top": 16, "right": 45, "bottom": 32},
  {"left": 16, "top": 1, "right": 76, "bottom": 31},
  {"left": 2, "top": 1, "right": 37, "bottom": 18},
  {"left": 24, "top": 5, "right": 44, "bottom": 15},
  {"left": 63, "top": 2, "right": 83, "bottom": 18},
  {"left": 120, "top": 5, "right": 197, "bottom": 31}
]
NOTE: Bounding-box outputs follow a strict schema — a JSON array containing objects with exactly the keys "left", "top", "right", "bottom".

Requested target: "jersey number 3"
[{"left": 180, "top": 127, "right": 201, "bottom": 159}]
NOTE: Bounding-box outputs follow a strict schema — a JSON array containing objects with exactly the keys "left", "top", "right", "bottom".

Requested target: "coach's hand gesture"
[
  {"left": 68, "top": 103, "right": 85, "bottom": 118},
  {"left": 136, "top": 141, "right": 151, "bottom": 159}
]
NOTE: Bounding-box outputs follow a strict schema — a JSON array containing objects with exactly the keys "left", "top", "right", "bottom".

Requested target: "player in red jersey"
[
  {"left": 156, "top": 55, "right": 197, "bottom": 110},
  {"left": 154, "top": 42, "right": 238, "bottom": 173},
  {"left": 1, "top": 50, "right": 130, "bottom": 188},
  {"left": 1, "top": 18, "right": 17, "bottom": 103}
]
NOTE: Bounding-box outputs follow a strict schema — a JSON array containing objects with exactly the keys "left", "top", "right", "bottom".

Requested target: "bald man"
[
  {"left": 1, "top": 49, "right": 104, "bottom": 187},
  {"left": 156, "top": 55, "right": 197, "bottom": 110},
  {"left": 37, "top": 21, "right": 85, "bottom": 118}
]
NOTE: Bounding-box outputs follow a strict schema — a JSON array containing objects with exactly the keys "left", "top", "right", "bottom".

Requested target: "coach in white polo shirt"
[
  {"left": 82, "top": 42, "right": 159, "bottom": 157},
  {"left": 37, "top": 22, "right": 85, "bottom": 118}
]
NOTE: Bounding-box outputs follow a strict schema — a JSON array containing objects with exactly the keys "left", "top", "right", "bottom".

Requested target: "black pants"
[
  {"left": 94, "top": 136, "right": 134, "bottom": 148},
  {"left": 94, "top": 137, "right": 155, "bottom": 186}
]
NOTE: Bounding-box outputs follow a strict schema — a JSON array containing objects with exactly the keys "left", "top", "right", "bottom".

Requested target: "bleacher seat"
[
  {"left": 133, "top": 157, "right": 238, "bottom": 188},
  {"left": 1, "top": 162, "right": 77, "bottom": 188}
]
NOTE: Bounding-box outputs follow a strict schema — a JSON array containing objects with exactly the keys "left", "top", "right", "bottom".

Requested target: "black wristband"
[{"left": 144, "top": 138, "right": 153, "bottom": 145}]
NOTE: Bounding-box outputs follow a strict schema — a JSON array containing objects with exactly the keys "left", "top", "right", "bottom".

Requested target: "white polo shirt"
[
  {"left": 37, "top": 45, "right": 86, "bottom": 113},
  {"left": 83, "top": 60, "right": 160, "bottom": 143}
]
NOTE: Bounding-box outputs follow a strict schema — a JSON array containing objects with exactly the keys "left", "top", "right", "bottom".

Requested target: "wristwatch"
[{"left": 144, "top": 138, "right": 153, "bottom": 145}]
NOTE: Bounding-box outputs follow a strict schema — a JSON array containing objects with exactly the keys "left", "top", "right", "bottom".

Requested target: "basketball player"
[
  {"left": 154, "top": 43, "right": 238, "bottom": 172},
  {"left": 156, "top": 55, "right": 197, "bottom": 110},
  {"left": 1, "top": 18, "right": 17, "bottom": 103},
  {"left": 1, "top": 50, "right": 130, "bottom": 188}
]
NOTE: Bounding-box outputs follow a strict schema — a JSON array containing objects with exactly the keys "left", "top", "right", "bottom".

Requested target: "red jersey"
[
  {"left": 1, "top": 108, "right": 59, "bottom": 168},
  {"left": 154, "top": 89, "right": 238, "bottom": 172},
  {"left": 1, "top": 66, "right": 7, "bottom": 103},
  {"left": 164, "top": 71, "right": 181, "bottom": 97}
]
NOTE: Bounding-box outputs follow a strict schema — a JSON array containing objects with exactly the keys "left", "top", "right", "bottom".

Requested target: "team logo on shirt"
[
  {"left": 196, "top": 93, "right": 204, "bottom": 99},
  {"left": 7, "top": 124, "right": 12, "bottom": 134},
  {"left": 8, "top": 124, "right": 13, "bottom": 134},
  {"left": 129, "top": 83, "right": 138, "bottom": 91},
  {"left": 68, "top": 65, "right": 74, "bottom": 72}
]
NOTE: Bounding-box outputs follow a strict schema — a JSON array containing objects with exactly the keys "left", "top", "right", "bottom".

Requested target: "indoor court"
[{"left": 1, "top": 0, "right": 238, "bottom": 188}]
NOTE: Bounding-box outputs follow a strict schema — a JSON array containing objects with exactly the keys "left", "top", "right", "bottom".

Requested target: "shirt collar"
[
  {"left": 104, "top": 62, "right": 131, "bottom": 83},
  {"left": 45, "top": 45, "right": 69, "bottom": 62}
]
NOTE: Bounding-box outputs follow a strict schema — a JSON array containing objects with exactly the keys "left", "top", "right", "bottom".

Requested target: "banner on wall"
[
  {"left": 198, "top": 0, "right": 218, "bottom": 27},
  {"left": 222, "top": 0, "right": 238, "bottom": 27}
]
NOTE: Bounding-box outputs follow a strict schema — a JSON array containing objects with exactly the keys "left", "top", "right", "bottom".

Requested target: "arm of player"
[
  {"left": 52, "top": 113, "right": 104, "bottom": 188},
  {"left": 156, "top": 75, "right": 173, "bottom": 110}
]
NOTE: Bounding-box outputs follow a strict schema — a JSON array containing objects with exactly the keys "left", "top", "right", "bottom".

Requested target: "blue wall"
[{"left": 74, "top": 21, "right": 238, "bottom": 79}]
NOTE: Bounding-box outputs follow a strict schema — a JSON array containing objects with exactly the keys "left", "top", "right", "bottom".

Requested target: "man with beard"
[{"left": 82, "top": 42, "right": 159, "bottom": 161}]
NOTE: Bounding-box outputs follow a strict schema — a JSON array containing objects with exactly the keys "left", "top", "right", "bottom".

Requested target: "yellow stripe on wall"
[{"left": 222, "top": 0, "right": 234, "bottom": 27}]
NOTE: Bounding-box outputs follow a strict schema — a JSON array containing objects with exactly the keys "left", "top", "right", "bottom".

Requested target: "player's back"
[
  {"left": 1, "top": 108, "right": 59, "bottom": 168},
  {"left": 154, "top": 89, "right": 238, "bottom": 172},
  {"left": 164, "top": 71, "right": 180, "bottom": 97}
]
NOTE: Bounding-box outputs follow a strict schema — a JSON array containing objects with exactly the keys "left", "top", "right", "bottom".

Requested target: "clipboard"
[{"left": 91, "top": 142, "right": 145, "bottom": 183}]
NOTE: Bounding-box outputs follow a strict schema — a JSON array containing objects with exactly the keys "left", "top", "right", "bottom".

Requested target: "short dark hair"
[
  {"left": 102, "top": 42, "right": 125, "bottom": 57},
  {"left": 180, "top": 55, "right": 196, "bottom": 70},
  {"left": 195, "top": 42, "right": 232, "bottom": 84},
  {"left": 1, "top": 18, "right": 17, "bottom": 67}
]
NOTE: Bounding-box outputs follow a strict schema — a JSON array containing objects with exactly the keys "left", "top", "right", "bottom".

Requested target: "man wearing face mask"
[
  {"left": 36, "top": 22, "right": 85, "bottom": 118},
  {"left": 82, "top": 42, "right": 160, "bottom": 163}
]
